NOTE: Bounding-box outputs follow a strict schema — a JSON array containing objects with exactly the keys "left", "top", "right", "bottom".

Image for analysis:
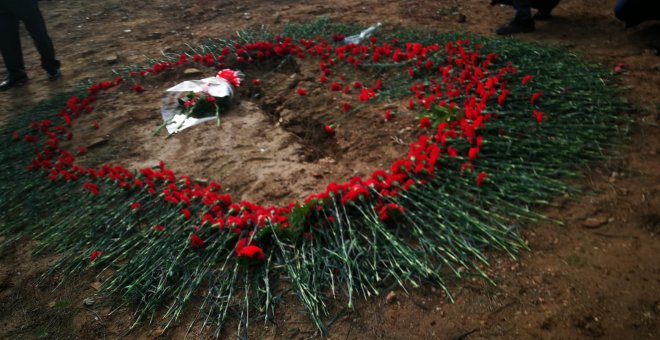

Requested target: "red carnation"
[
  {"left": 78, "top": 146, "right": 87, "bottom": 155},
  {"left": 83, "top": 182, "right": 99, "bottom": 195},
  {"left": 476, "top": 172, "right": 488, "bottom": 187},
  {"left": 530, "top": 92, "right": 543, "bottom": 104},
  {"left": 93, "top": 121, "right": 100, "bottom": 129},
  {"left": 378, "top": 203, "right": 405, "bottom": 221},
  {"left": 154, "top": 224, "right": 165, "bottom": 231},
  {"left": 419, "top": 116, "right": 431, "bottom": 128},
  {"left": 498, "top": 89, "right": 509, "bottom": 106},
  {"left": 130, "top": 202, "right": 141, "bottom": 210},
  {"left": 533, "top": 109, "right": 544, "bottom": 123},
  {"left": 89, "top": 250, "right": 102, "bottom": 262},
  {"left": 24, "top": 134, "right": 36, "bottom": 143},
  {"left": 251, "top": 79, "right": 261, "bottom": 86},
  {"left": 297, "top": 88, "right": 307, "bottom": 96},
  {"left": 447, "top": 147, "right": 458, "bottom": 158},
  {"left": 237, "top": 245, "right": 265, "bottom": 261},
  {"left": 190, "top": 234, "right": 205, "bottom": 249},
  {"left": 468, "top": 147, "right": 480, "bottom": 160},
  {"left": 342, "top": 102, "right": 350, "bottom": 111},
  {"left": 182, "top": 208, "right": 192, "bottom": 220},
  {"left": 613, "top": 63, "right": 625, "bottom": 72},
  {"left": 324, "top": 124, "right": 336, "bottom": 135},
  {"left": 132, "top": 84, "right": 145, "bottom": 93},
  {"left": 385, "top": 109, "right": 394, "bottom": 122},
  {"left": 216, "top": 69, "right": 241, "bottom": 87}
]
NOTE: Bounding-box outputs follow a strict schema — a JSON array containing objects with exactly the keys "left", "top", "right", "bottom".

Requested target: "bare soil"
[{"left": 1, "top": 0, "right": 659, "bottom": 339}]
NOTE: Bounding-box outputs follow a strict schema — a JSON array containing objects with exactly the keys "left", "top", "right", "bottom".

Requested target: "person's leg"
[
  {"left": 512, "top": 0, "right": 533, "bottom": 21},
  {"left": 533, "top": 0, "right": 560, "bottom": 20},
  {"left": 496, "top": 0, "right": 535, "bottom": 35},
  {"left": 0, "top": 9, "right": 27, "bottom": 79},
  {"left": 12, "top": 0, "right": 60, "bottom": 76}
]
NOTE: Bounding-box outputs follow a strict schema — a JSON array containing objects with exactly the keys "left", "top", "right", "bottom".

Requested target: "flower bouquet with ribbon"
[{"left": 154, "top": 69, "right": 242, "bottom": 135}]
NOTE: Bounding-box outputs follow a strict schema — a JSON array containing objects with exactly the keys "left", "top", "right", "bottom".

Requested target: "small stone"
[
  {"left": 386, "top": 291, "right": 397, "bottom": 303},
  {"left": 583, "top": 217, "right": 608, "bottom": 228},
  {"left": 147, "top": 32, "right": 162, "bottom": 40},
  {"left": 152, "top": 326, "right": 166, "bottom": 337},
  {"left": 455, "top": 14, "right": 467, "bottom": 23},
  {"left": 184, "top": 68, "right": 203, "bottom": 77},
  {"left": 87, "top": 138, "right": 108, "bottom": 149},
  {"left": 105, "top": 55, "right": 118, "bottom": 65},
  {"left": 319, "top": 157, "right": 336, "bottom": 164},
  {"left": 83, "top": 298, "right": 95, "bottom": 306},
  {"left": 123, "top": 29, "right": 132, "bottom": 33},
  {"left": 90, "top": 281, "right": 102, "bottom": 291}
]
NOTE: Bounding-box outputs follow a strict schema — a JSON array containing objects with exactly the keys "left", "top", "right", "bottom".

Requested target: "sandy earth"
[{"left": 0, "top": 0, "right": 659, "bottom": 339}]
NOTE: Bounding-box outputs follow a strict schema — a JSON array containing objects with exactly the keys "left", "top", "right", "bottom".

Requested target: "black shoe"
[
  {"left": 0, "top": 74, "right": 28, "bottom": 91},
  {"left": 47, "top": 68, "right": 61, "bottom": 81},
  {"left": 496, "top": 19, "right": 535, "bottom": 35},
  {"left": 533, "top": 10, "right": 552, "bottom": 20}
]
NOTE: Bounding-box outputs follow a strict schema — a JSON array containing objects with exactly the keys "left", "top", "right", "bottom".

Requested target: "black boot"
[
  {"left": 533, "top": 10, "right": 552, "bottom": 20},
  {"left": 496, "top": 18, "right": 535, "bottom": 35},
  {"left": 0, "top": 74, "right": 28, "bottom": 91},
  {"left": 46, "top": 68, "right": 61, "bottom": 81}
]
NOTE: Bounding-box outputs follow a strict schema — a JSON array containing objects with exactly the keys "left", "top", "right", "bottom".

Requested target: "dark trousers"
[
  {"left": 615, "top": 0, "right": 660, "bottom": 27},
  {"left": 0, "top": 0, "right": 60, "bottom": 78}
]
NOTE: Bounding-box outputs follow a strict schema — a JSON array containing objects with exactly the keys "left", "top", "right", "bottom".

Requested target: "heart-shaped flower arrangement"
[{"left": 6, "top": 23, "right": 620, "bottom": 335}]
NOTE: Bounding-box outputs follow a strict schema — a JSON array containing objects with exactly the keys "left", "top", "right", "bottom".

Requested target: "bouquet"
[{"left": 154, "top": 69, "right": 242, "bottom": 135}]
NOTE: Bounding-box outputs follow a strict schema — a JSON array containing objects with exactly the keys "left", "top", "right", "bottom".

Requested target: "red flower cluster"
[{"left": 13, "top": 33, "right": 548, "bottom": 261}]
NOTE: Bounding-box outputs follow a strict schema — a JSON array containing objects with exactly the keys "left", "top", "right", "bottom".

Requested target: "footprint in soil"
[{"left": 283, "top": 118, "right": 336, "bottom": 162}]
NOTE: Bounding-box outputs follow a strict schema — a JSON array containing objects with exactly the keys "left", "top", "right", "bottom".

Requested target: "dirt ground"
[{"left": 1, "top": 0, "right": 659, "bottom": 339}]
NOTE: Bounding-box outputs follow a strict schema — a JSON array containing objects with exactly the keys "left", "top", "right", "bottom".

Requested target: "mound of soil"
[{"left": 67, "top": 56, "right": 417, "bottom": 206}]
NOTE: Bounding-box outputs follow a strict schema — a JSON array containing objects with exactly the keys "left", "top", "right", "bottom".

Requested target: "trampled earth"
[{"left": 0, "top": 1, "right": 659, "bottom": 339}]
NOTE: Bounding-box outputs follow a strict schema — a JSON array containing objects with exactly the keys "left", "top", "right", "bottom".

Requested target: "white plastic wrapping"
[{"left": 159, "top": 77, "right": 234, "bottom": 134}]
